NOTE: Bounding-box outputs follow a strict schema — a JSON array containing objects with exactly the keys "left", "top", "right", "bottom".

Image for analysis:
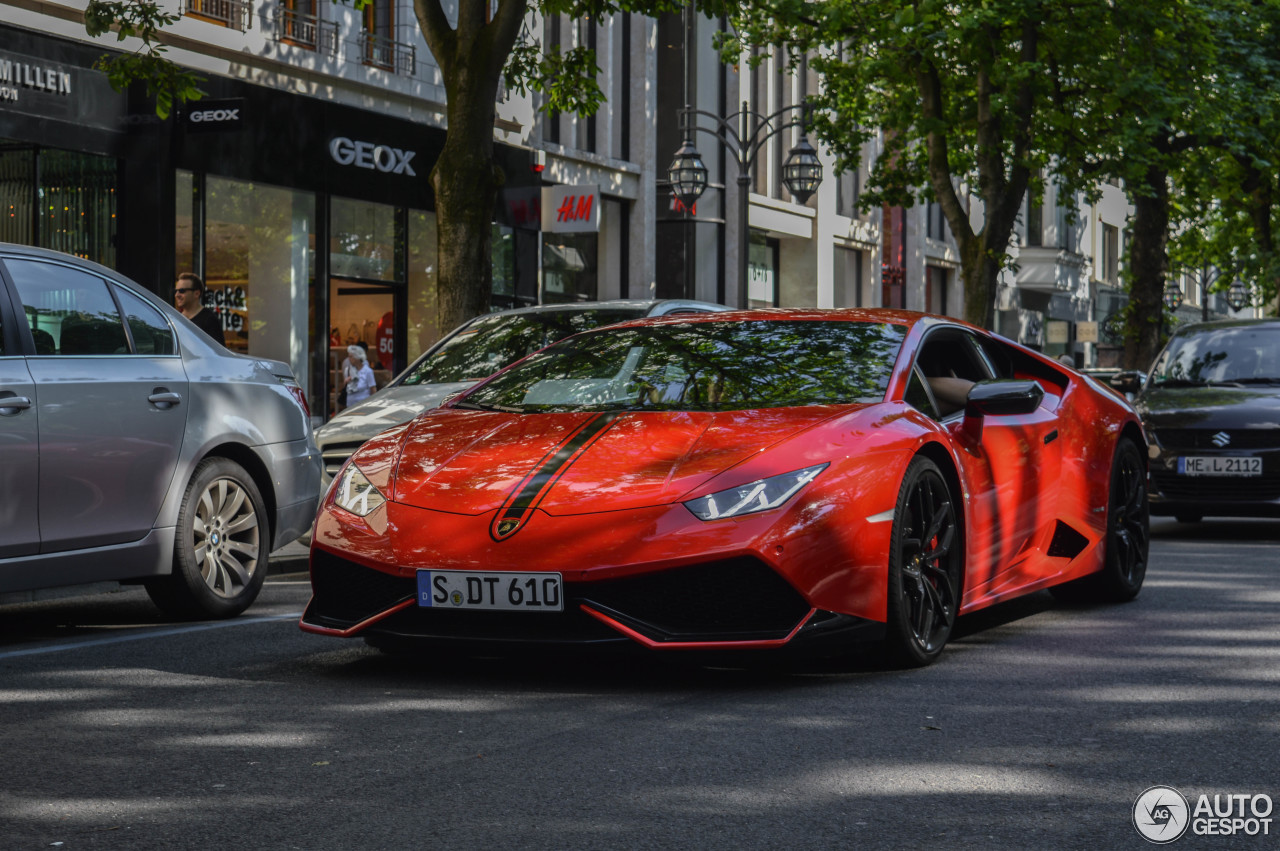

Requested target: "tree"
[
  {"left": 715, "top": 0, "right": 1111, "bottom": 330},
  {"left": 84, "top": 0, "right": 682, "bottom": 333},
  {"left": 1058, "top": 0, "right": 1280, "bottom": 367}
]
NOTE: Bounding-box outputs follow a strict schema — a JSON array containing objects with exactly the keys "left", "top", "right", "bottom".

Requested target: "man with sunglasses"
[{"left": 174, "top": 272, "right": 226, "bottom": 347}]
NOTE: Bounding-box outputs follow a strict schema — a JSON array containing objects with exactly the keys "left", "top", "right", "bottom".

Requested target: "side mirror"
[
  {"left": 1109, "top": 371, "right": 1145, "bottom": 394},
  {"left": 964, "top": 379, "right": 1045, "bottom": 419}
]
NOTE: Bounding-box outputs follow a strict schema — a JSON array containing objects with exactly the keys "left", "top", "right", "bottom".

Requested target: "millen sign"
[{"left": 0, "top": 57, "right": 73, "bottom": 103}]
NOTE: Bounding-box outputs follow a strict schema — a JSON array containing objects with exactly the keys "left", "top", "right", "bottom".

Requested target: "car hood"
[
  {"left": 317, "top": 382, "right": 476, "bottom": 447},
  {"left": 388, "top": 407, "right": 854, "bottom": 514},
  {"left": 1137, "top": 384, "right": 1280, "bottom": 431}
]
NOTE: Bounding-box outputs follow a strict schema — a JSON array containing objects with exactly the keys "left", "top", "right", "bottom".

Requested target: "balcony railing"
[
  {"left": 272, "top": 8, "right": 338, "bottom": 54},
  {"left": 359, "top": 31, "right": 415, "bottom": 76},
  {"left": 185, "top": 0, "right": 252, "bottom": 31}
]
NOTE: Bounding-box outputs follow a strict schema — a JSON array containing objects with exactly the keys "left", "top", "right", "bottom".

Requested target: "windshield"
[
  {"left": 458, "top": 320, "right": 907, "bottom": 413},
  {"left": 401, "top": 308, "right": 647, "bottom": 386},
  {"left": 1151, "top": 324, "right": 1280, "bottom": 385}
]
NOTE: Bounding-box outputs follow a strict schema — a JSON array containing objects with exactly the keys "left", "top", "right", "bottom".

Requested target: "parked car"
[
  {"left": 302, "top": 308, "right": 1148, "bottom": 667},
  {"left": 0, "top": 244, "right": 322, "bottom": 617},
  {"left": 314, "top": 300, "right": 728, "bottom": 484},
  {"left": 1136, "top": 317, "right": 1280, "bottom": 521}
]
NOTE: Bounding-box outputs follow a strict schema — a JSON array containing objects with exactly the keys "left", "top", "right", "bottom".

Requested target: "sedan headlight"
[
  {"left": 333, "top": 464, "right": 386, "bottom": 517},
  {"left": 684, "top": 464, "right": 828, "bottom": 521}
]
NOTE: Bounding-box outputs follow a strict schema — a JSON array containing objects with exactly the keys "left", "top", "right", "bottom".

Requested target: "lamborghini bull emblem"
[{"left": 489, "top": 413, "right": 619, "bottom": 542}]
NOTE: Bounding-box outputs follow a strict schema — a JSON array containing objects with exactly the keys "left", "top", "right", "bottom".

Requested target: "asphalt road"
[{"left": 1, "top": 519, "right": 1277, "bottom": 850}]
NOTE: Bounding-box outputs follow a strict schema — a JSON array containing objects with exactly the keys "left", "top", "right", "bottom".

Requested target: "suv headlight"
[
  {"left": 333, "top": 464, "right": 386, "bottom": 517},
  {"left": 684, "top": 464, "right": 828, "bottom": 521}
]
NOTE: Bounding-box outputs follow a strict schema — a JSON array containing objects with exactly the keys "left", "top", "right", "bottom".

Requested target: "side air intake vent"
[{"left": 1046, "top": 521, "right": 1089, "bottom": 560}]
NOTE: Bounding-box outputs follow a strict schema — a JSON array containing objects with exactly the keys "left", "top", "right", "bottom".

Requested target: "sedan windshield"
[
  {"left": 1151, "top": 324, "right": 1280, "bottom": 386},
  {"left": 401, "top": 308, "right": 646, "bottom": 386},
  {"left": 458, "top": 320, "right": 907, "bottom": 412}
]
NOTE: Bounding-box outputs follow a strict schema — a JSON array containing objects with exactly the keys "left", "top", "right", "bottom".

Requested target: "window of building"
[
  {"left": 0, "top": 142, "right": 117, "bottom": 269},
  {"left": 1025, "top": 193, "right": 1043, "bottom": 247},
  {"left": 543, "top": 232, "right": 599, "bottom": 303},
  {"left": 837, "top": 169, "right": 860, "bottom": 219},
  {"left": 1102, "top": 223, "right": 1120, "bottom": 284},
  {"left": 185, "top": 0, "right": 251, "bottom": 32},
  {"left": 748, "top": 234, "right": 778, "bottom": 308},
  {"left": 926, "top": 265, "right": 947, "bottom": 315},
  {"left": 926, "top": 200, "right": 947, "bottom": 241},
  {"left": 833, "top": 246, "right": 862, "bottom": 308}
]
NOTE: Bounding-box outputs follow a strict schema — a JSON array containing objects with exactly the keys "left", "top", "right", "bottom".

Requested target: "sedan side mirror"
[
  {"left": 964, "top": 379, "right": 1045, "bottom": 419},
  {"left": 1109, "top": 371, "right": 1145, "bottom": 395}
]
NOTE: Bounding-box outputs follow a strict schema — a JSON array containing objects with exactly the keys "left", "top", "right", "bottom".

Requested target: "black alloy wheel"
[{"left": 883, "top": 456, "right": 963, "bottom": 667}]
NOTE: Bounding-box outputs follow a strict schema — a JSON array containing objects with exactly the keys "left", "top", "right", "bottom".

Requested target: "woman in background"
[{"left": 342, "top": 343, "right": 377, "bottom": 408}]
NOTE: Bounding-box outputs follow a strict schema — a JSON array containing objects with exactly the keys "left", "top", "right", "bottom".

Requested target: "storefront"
[{"left": 2, "top": 23, "right": 541, "bottom": 420}]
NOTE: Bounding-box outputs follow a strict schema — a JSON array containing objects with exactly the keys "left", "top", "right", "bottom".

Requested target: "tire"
[
  {"left": 146, "top": 458, "right": 270, "bottom": 619},
  {"left": 1050, "top": 437, "right": 1149, "bottom": 604},
  {"left": 880, "top": 456, "right": 963, "bottom": 668}
]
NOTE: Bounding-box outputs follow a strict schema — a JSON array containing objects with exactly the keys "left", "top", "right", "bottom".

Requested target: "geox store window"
[
  {"left": 175, "top": 169, "right": 316, "bottom": 391},
  {"left": 0, "top": 142, "right": 118, "bottom": 267}
]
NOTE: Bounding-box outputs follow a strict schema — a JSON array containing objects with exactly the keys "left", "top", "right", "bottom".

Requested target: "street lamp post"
[{"left": 667, "top": 101, "right": 823, "bottom": 308}]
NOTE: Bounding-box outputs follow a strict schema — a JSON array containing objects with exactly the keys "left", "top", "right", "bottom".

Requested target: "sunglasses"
[{"left": 174, "top": 288, "right": 196, "bottom": 294}]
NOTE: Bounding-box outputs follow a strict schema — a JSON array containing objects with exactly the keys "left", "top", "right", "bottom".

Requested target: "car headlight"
[
  {"left": 683, "top": 464, "right": 828, "bottom": 521},
  {"left": 333, "top": 464, "right": 386, "bottom": 517}
]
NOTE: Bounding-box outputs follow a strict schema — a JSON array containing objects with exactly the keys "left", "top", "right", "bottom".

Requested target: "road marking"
[{"left": 0, "top": 612, "right": 303, "bottom": 660}]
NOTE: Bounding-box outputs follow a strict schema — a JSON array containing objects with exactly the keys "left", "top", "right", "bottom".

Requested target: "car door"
[
  {"left": 1, "top": 256, "right": 190, "bottom": 553},
  {"left": 0, "top": 276, "right": 39, "bottom": 558},
  {"left": 911, "top": 328, "right": 1063, "bottom": 602}
]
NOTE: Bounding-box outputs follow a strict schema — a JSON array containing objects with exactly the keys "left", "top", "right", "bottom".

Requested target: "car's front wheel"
[
  {"left": 146, "top": 458, "right": 270, "bottom": 619},
  {"left": 881, "top": 456, "right": 962, "bottom": 668}
]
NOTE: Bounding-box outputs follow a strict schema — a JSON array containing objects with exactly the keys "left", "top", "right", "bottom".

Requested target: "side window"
[
  {"left": 6, "top": 259, "right": 129, "bottom": 356},
  {"left": 114, "top": 285, "right": 176, "bottom": 355},
  {"left": 904, "top": 366, "right": 940, "bottom": 419},
  {"left": 913, "top": 330, "right": 993, "bottom": 418}
]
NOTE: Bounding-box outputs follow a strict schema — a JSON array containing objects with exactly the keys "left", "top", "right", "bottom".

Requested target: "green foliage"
[{"left": 84, "top": 0, "right": 205, "bottom": 118}]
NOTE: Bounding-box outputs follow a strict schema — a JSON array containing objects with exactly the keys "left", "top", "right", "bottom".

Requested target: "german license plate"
[
  {"left": 1177, "top": 456, "right": 1262, "bottom": 477},
  {"left": 417, "top": 569, "right": 563, "bottom": 612}
]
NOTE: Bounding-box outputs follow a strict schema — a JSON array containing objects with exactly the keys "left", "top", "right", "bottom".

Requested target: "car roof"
[
  {"left": 1173, "top": 316, "right": 1280, "bottom": 336},
  {"left": 467, "top": 299, "right": 728, "bottom": 320},
  {"left": 588, "top": 306, "right": 953, "bottom": 331}
]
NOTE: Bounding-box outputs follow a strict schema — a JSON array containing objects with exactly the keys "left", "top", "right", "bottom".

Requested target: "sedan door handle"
[
  {"left": 0, "top": 395, "right": 32, "bottom": 416},
  {"left": 148, "top": 390, "right": 182, "bottom": 408}
]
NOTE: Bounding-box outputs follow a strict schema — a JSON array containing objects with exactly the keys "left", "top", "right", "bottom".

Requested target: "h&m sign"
[{"left": 542, "top": 184, "right": 600, "bottom": 233}]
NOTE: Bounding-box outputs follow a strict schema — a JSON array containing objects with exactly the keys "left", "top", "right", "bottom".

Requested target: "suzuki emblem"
[{"left": 1211, "top": 431, "right": 1231, "bottom": 447}]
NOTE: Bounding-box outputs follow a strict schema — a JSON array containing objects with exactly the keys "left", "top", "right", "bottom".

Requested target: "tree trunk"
[
  {"left": 1124, "top": 165, "right": 1170, "bottom": 370},
  {"left": 431, "top": 140, "right": 500, "bottom": 333},
  {"left": 958, "top": 237, "right": 1001, "bottom": 330}
]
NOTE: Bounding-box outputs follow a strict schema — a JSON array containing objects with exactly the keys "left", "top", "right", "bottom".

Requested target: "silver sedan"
[{"left": 0, "top": 244, "right": 321, "bottom": 618}]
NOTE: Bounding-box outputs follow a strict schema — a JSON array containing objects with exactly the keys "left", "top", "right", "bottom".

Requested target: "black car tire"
[
  {"left": 1050, "top": 437, "right": 1149, "bottom": 604},
  {"left": 146, "top": 458, "right": 270, "bottom": 619},
  {"left": 881, "top": 456, "right": 963, "bottom": 668}
]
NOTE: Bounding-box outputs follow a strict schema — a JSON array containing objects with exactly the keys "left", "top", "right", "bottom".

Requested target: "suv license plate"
[
  {"left": 417, "top": 570, "right": 563, "bottom": 612},
  {"left": 1177, "top": 456, "right": 1262, "bottom": 477}
]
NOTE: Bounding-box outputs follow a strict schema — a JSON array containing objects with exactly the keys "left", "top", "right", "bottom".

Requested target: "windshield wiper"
[
  {"left": 451, "top": 400, "right": 524, "bottom": 413},
  {"left": 1233, "top": 377, "right": 1280, "bottom": 385}
]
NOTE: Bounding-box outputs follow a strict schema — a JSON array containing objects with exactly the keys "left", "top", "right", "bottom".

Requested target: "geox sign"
[
  {"left": 329, "top": 137, "right": 418, "bottom": 176},
  {"left": 182, "top": 99, "right": 245, "bottom": 133},
  {"left": 0, "top": 57, "right": 73, "bottom": 104}
]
